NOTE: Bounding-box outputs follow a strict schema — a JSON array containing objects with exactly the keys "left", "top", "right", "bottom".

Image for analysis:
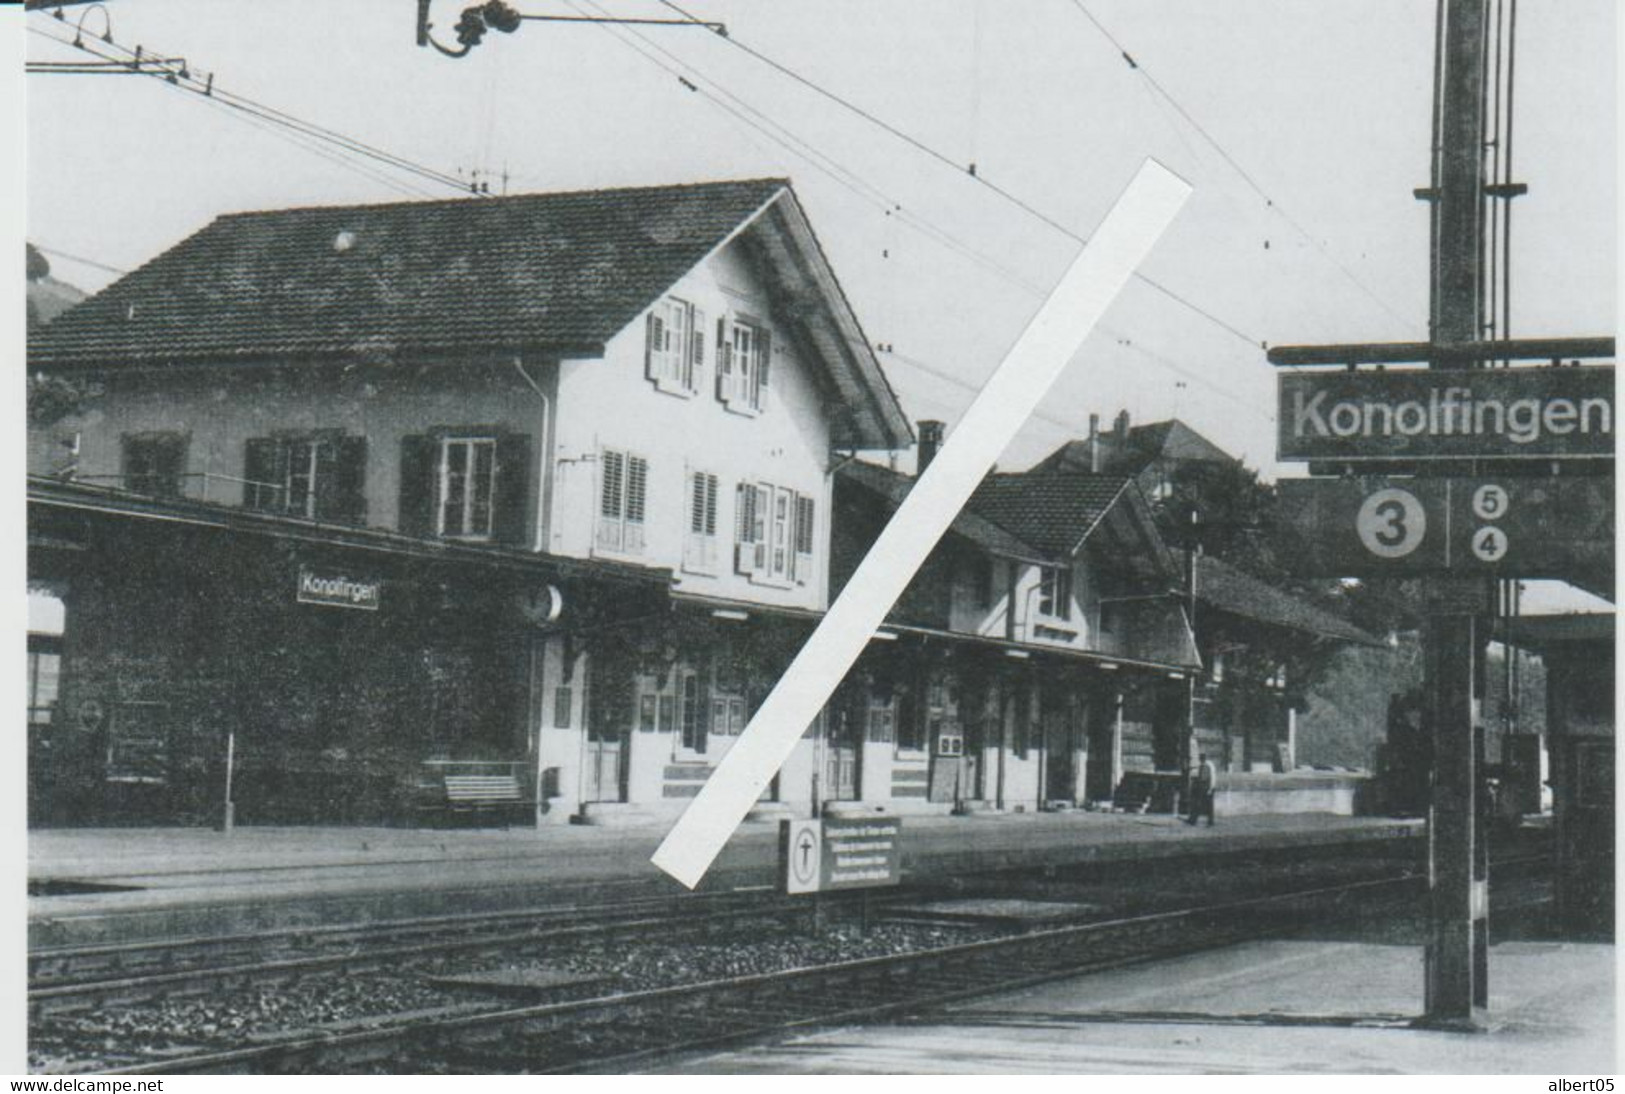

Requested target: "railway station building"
[
  {"left": 27, "top": 176, "right": 1381, "bottom": 829},
  {"left": 26, "top": 178, "right": 910, "bottom": 826}
]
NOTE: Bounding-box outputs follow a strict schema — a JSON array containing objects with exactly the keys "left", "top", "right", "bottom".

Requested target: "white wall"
[{"left": 549, "top": 237, "right": 833, "bottom": 612}]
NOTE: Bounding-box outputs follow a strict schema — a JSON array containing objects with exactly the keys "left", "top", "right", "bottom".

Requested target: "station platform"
[
  {"left": 27, "top": 812, "right": 1421, "bottom": 948},
  {"left": 663, "top": 935, "right": 1614, "bottom": 1074}
]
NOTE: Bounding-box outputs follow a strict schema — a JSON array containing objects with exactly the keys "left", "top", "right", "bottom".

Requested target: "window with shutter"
[
  {"left": 596, "top": 448, "right": 648, "bottom": 556},
  {"left": 438, "top": 437, "right": 498, "bottom": 540},
  {"left": 683, "top": 470, "right": 719, "bottom": 575},
  {"left": 716, "top": 314, "right": 771, "bottom": 414},
  {"left": 645, "top": 298, "right": 699, "bottom": 396}
]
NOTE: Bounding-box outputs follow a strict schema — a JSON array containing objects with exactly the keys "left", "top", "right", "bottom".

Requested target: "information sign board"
[
  {"left": 1277, "top": 367, "right": 1614, "bottom": 462},
  {"left": 779, "top": 816, "right": 903, "bottom": 894},
  {"left": 1276, "top": 477, "right": 1613, "bottom": 579},
  {"left": 297, "top": 567, "right": 382, "bottom": 611}
]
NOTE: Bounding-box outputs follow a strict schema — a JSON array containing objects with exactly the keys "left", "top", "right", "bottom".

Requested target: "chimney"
[
  {"left": 1087, "top": 414, "right": 1101, "bottom": 473},
  {"left": 1114, "top": 409, "right": 1130, "bottom": 437},
  {"left": 917, "top": 420, "right": 945, "bottom": 476}
]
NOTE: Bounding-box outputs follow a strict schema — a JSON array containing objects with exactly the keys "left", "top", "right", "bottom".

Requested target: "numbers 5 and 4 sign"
[{"left": 1277, "top": 477, "right": 1613, "bottom": 577}]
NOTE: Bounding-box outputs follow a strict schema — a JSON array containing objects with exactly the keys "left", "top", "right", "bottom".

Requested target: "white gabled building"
[{"left": 26, "top": 179, "right": 910, "bottom": 827}]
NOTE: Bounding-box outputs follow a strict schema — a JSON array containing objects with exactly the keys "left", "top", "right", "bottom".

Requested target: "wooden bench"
[
  {"left": 444, "top": 774, "right": 525, "bottom": 810},
  {"left": 418, "top": 764, "right": 533, "bottom": 826}
]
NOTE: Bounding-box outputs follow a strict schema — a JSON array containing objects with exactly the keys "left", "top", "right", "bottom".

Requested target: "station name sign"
[
  {"left": 297, "top": 567, "right": 382, "bottom": 611},
  {"left": 1278, "top": 367, "right": 1613, "bottom": 461},
  {"left": 781, "top": 816, "right": 902, "bottom": 895}
]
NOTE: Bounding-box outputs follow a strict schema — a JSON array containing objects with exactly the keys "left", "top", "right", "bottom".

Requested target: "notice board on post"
[{"left": 780, "top": 816, "right": 902, "bottom": 895}]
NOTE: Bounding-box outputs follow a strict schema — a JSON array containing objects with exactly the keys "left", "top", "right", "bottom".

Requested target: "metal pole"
[
  {"left": 220, "top": 729, "right": 236, "bottom": 833},
  {"left": 1421, "top": 0, "right": 1490, "bottom": 1029}
]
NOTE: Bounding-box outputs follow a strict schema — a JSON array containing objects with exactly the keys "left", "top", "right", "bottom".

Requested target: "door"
[
  {"left": 1042, "top": 686, "right": 1076, "bottom": 804},
  {"left": 1085, "top": 690, "right": 1117, "bottom": 803},
  {"left": 585, "top": 656, "right": 630, "bottom": 803},
  {"left": 585, "top": 732, "right": 625, "bottom": 802},
  {"left": 825, "top": 707, "right": 859, "bottom": 801},
  {"left": 925, "top": 669, "right": 966, "bottom": 804}
]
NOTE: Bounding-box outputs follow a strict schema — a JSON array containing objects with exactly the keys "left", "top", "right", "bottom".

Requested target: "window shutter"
[
  {"left": 752, "top": 484, "right": 771, "bottom": 571},
  {"left": 625, "top": 455, "right": 647, "bottom": 553},
  {"left": 243, "top": 437, "right": 281, "bottom": 511},
  {"left": 794, "top": 494, "right": 815, "bottom": 585},
  {"left": 492, "top": 432, "right": 531, "bottom": 545},
  {"left": 688, "top": 307, "right": 706, "bottom": 393},
  {"left": 155, "top": 435, "right": 187, "bottom": 497},
  {"left": 702, "top": 473, "right": 718, "bottom": 569},
  {"left": 715, "top": 317, "right": 733, "bottom": 403},
  {"left": 644, "top": 311, "right": 662, "bottom": 383},
  {"left": 733, "top": 482, "right": 754, "bottom": 575},
  {"left": 398, "top": 435, "right": 436, "bottom": 537},
  {"left": 597, "top": 449, "right": 625, "bottom": 552},
  {"left": 327, "top": 436, "right": 368, "bottom": 525},
  {"left": 756, "top": 328, "right": 772, "bottom": 409}
]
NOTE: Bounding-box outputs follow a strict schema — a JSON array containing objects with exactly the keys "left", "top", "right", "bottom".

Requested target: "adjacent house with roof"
[
  {"left": 828, "top": 427, "right": 1201, "bottom": 815},
  {"left": 26, "top": 178, "right": 909, "bottom": 826},
  {"left": 1032, "top": 410, "right": 1239, "bottom": 505}
]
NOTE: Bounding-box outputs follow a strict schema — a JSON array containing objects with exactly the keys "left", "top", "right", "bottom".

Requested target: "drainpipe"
[
  {"left": 512, "top": 357, "right": 552, "bottom": 553},
  {"left": 514, "top": 357, "right": 553, "bottom": 822}
]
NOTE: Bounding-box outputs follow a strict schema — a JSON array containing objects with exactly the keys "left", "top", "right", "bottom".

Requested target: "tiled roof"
[
  {"left": 1033, "top": 419, "right": 1236, "bottom": 476},
  {"left": 837, "top": 461, "right": 1051, "bottom": 562},
  {"left": 1193, "top": 553, "right": 1382, "bottom": 645},
  {"left": 965, "top": 472, "right": 1131, "bottom": 557},
  {"left": 28, "top": 178, "right": 791, "bottom": 366}
]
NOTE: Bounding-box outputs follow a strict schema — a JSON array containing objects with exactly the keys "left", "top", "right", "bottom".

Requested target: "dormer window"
[{"left": 1036, "top": 566, "right": 1072, "bottom": 621}]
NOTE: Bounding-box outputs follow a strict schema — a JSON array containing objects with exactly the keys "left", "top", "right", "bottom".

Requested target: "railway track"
[
  {"left": 98, "top": 867, "right": 1529, "bottom": 1076},
  {"left": 29, "top": 886, "right": 882, "bottom": 1016}
]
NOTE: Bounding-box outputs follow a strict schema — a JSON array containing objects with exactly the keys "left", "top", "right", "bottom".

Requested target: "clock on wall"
[{"left": 515, "top": 584, "right": 564, "bottom": 627}]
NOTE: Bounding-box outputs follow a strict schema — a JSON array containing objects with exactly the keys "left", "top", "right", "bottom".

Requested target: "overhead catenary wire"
[
  {"left": 1066, "top": 0, "right": 1419, "bottom": 331},
  {"left": 566, "top": 0, "right": 1053, "bottom": 297},
  {"left": 568, "top": 0, "right": 1277, "bottom": 446},
  {"left": 31, "top": 245, "right": 130, "bottom": 277},
  {"left": 569, "top": 0, "right": 1274, "bottom": 435},
  {"left": 27, "top": 19, "right": 477, "bottom": 197},
  {"left": 650, "top": 0, "right": 1266, "bottom": 351}
]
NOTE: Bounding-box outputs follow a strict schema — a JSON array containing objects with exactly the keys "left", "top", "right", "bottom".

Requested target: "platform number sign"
[
  {"left": 1470, "top": 485, "right": 1509, "bottom": 562},
  {"left": 1356, "top": 488, "right": 1427, "bottom": 559},
  {"left": 782, "top": 818, "right": 822, "bottom": 894},
  {"left": 1278, "top": 476, "right": 1611, "bottom": 580}
]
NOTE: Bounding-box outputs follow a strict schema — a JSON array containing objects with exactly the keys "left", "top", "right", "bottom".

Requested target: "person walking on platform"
[{"left": 1186, "top": 753, "right": 1217, "bottom": 827}]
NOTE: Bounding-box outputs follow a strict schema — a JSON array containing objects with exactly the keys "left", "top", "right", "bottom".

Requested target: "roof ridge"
[{"left": 211, "top": 176, "right": 792, "bottom": 220}]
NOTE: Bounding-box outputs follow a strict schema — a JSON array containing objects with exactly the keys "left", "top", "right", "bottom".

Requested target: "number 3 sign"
[{"left": 1356, "top": 487, "right": 1428, "bottom": 558}]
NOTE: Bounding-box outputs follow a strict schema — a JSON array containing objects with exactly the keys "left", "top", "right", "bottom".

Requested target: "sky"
[{"left": 13, "top": 0, "right": 1619, "bottom": 609}]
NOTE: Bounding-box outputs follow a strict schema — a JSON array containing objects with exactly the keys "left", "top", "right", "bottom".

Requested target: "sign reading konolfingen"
[
  {"left": 297, "top": 568, "right": 382, "bottom": 611},
  {"left": 1278, "top": 367, "right": 1614, "bottom": 461}
]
